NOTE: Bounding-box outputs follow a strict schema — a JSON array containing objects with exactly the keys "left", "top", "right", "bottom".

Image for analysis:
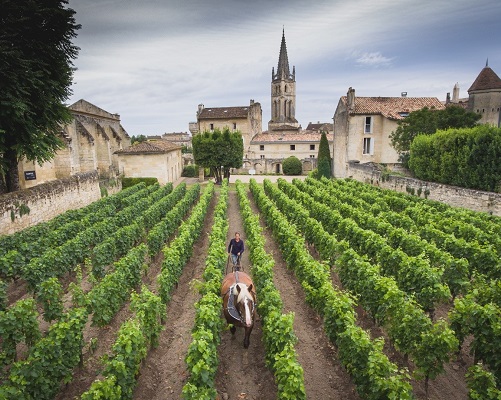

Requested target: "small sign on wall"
[{"left": 24, "top": 171, "right": 37, "bottom": 180}]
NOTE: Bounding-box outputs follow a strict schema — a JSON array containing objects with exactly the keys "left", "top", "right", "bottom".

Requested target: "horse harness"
[{"left": 224, "top": 271, "right": 255, "bottom": 324}]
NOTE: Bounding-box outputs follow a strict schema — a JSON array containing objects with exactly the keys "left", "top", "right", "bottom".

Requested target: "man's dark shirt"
[{"left": 228, "top": 238, "right": 244, "bottom": 256}]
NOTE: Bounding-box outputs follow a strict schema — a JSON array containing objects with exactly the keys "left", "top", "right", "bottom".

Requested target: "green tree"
[
  {"left": 282, "top": 156, "right": 302, "bottom": 175},
  {"left": 390, "top": 106, "right": 481, "bottom": 167},
  {"left": 317, "top": 131, "right": 332, "bottom": 178},
  {"left": 192, "top": 128, "right": 243, "bottom": 183},
  {"left": 131, "top": 135, "right": 147, "bottom": 144},
  {"left": 0, "top": 0, "right": 80, "bottom": 193}
]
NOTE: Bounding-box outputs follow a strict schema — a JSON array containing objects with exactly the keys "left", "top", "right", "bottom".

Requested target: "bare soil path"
[
  {"left": 247, "top": 190, "right": 360, "bottom": 400},
  {"left": 215, "top": 191, "right": 277, "bottom": 400},
  {"left": 132, "top": 193, "right": 217, "bottom": 400}
]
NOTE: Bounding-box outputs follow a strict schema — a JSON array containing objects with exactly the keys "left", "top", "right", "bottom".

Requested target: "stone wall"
[
  {"left": 0, "top": 171, "right": 102, "bottom": 236},
  {"left": 347, "top": 163, "right": 501, "bottom": 216}
]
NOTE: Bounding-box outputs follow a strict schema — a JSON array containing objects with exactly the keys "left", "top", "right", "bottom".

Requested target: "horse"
[{"left": 221, "top": 271, "right": 256, "bottom": 348}]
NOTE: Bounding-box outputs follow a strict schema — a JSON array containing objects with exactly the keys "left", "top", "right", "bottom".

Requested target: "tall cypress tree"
[{"left": 317, "top": 131, "right": 332, "bottom": 178}]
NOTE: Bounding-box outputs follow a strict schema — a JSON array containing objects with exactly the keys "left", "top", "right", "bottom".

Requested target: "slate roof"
[
  {"left": 198, "top": 106, "right": 249, "bottom": 119},
  {"left": 115, "top": 140, "right": 181, "bottom": 155},
  {"left": 468, "top": 67, "right": 501, "bottom": 92},
  {"left": 251, "top": 133, "right": 331, "bottom": 143},
  {"left": 341, "top": 96, "right": 445, "bottom": 120}
]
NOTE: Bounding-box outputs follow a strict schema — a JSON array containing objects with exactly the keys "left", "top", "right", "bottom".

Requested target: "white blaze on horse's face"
[
  {"left": 244, "top": 298, "right": 251, "bottom": 327},
  {"left": 234, "top": 283, "right": 253, "bottom": 327}
]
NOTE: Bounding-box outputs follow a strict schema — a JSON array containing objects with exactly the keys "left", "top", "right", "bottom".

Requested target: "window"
[
  {"left": 364, "top": 116, "right": 372, "bottom": 133},
  {"left": 290, "top": 145, "right": 295, "bottom": 151},
  {"left": 310, "top": 155, "right": 315, "bottom": 158},
  {"left": 233, "top": 123, "right": 237, "bottom": 130},
  {"left": 260, "top": 155, "right": 265, "bottom": 159},
  {"left": 260, "top": 145, "right": 264, "bottom": 151},
  {"left": 310, "top": 144, "right": 315, "bottom": 150},
  {"left": 363, "top": 137, "right": 374, "bottom": 155},
  {"left": 210, "top": 123, "right": 214, "bottom": 131}
]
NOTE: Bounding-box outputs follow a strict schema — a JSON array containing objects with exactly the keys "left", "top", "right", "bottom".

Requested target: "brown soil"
[{"left": 4, "top": 182, "right": 474, "bottom": 400}]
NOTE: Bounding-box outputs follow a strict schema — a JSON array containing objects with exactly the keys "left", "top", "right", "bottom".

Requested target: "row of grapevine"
[
  {"left": 277, "top": 179, "right": 450, "bottom": 312},
  {"left": 90, "top": 182, "right": 183, "bottom": 277},
  {"left": 331, "top": 176, "right": 501, "bottom": 234},
  {"left": 0, "top": 182, "right": 148, "bottom": 258},
  {"left": 182, "top": 179, "right": 229, "bottom": 399},
  {"left": 0, "top": 299, "right": 40, "bottom": 368},
  {"left": 466, "top": 363, "right": 501, "bottom": 399},
  {"left": 323, "top": 177, "right": 501, "bottom": 261},
  {"left": 146, "top": 184, "right": 201, "bottom": 257},
  {"left": 316, "top": 177, "right": 501, "bottom": 391},
  {"left": 0, "top": 182, "right": 158, "bottom": 281},
  {"left": 86, "top": 244, "right": 148, "bottom": 327},
  {"left": 249, "top": 179, "right": 413, "bottom": 399},
  {"left": 80, "top": 287, "right": 166, "bottom": 400},
  {"left": 0, "top": 182, "right": 189, "bottom": 399},
  {"left": 450, "top": 293, "right": 501, "bottom": 384},
  {"left": 0, "top": 307, "right": 88, "bottom": 400},
  {"left": 265, "top": 178, "right": 458, "bottom": 393},
  {"left": 22, "top": 183, "right": 172, "bottom": 291},
  {"left": 300, "top": 178, "right": 470, "bottom": 297},
  {"left": 158, "top": 182, "right": 214, "bottom": 304},
  {"left": 236, "top": 180, "right": 306, "bottom": 399}
]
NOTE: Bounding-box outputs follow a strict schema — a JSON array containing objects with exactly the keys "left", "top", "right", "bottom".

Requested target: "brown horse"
[{"left": 221, "top": 271, "right": 256, "bottom": 348}]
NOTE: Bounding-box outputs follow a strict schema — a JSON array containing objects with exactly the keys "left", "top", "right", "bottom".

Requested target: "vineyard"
[{"left": 1, "top": 176, "right": 501, "bottom": 399}]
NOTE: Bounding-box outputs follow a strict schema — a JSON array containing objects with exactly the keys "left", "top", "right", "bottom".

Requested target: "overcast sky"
[{"left": 66, "top": 0, "right": 501, "bottom": 136}]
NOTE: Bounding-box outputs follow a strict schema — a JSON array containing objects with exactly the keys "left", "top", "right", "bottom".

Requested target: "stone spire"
[{"left": 273, "top": 28, "right": 294, "bottom": 82}]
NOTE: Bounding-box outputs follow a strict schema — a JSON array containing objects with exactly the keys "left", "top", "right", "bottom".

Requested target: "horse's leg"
[{"left": 243, "top": 326, "right": 253, "bottom": 348}]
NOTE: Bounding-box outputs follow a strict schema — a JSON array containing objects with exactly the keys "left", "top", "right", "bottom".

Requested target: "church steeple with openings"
[{"left": 268, "top": 29, "right": 299, "bottom": 133}]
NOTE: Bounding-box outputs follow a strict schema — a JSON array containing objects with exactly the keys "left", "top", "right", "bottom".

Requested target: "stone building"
[
  {"left": 162, "top": 132, "right": 192, "bottom": 149},
  {"left": 333, "top": 88, "right": 444, "bottom": 178},
  {"left": 195, "top": 100, "right": 262, "bottom": 157},
  {"left": 247, "top": 132, "right": 332, "bottom": 174},
  {"left": 115, "top": 140, "right": 182, "bottom": 185},
  {"left": 444, "top": 63, "right": 501, "bottom": 127},
  {"left": 467, "top": 62, "right": 501, "bottom": 127},
  {"left": 18, "top": 99, "right": 130, "bottom": 189}
]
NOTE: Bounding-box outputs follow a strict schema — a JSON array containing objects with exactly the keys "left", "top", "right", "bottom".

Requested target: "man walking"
[{"left": 228, "top": 232, "right": 244, "bottom": 270}]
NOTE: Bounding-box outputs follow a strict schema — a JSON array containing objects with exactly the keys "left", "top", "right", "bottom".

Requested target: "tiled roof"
[
  {"left": 251, "top": 133, "right": 331, "bottom": 143},
  {"left": 341, "top": 96, "right": 445, "bottom": 120},
  {"left": 115, "top": 140, "right": 181, "bottom": 155},
  {"left": 198, "top": 106, "right": 249, "bottom": 119},
  {"left": 468, "top": 67, "right": 501, "bottom": 92},
  {"left": 306, "top": 122, "right": 332, "bottom": 131}
]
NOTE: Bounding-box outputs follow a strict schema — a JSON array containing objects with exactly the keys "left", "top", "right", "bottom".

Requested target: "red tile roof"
[
  {"left": 198, "top": 106, "right": 249, "bottom": 119},
  {"left": 468, "top": 67, "right": 501, "bottom": 92},
  {"left": 115, "top": 140, "right": 181, "bottom": 155},
  {"left": 341, "top": 96, "right": 445, "bottom": 120},
  {"left": 251, "top": 133, "right": 331, "bottom": 143}
]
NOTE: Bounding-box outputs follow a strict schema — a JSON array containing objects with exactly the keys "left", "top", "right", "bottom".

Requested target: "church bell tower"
[{"left": 268, "top": 29, "right": 299, "bottom": 132}]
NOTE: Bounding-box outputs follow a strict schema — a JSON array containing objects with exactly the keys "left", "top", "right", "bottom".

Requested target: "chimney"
[
  {"left": 401, "top": 92, "right": 407, "bottom": 97},
  {"left": 347, "top": 87, "right": 355, "bottom": 110},
  {"left": 250, "top": 99, "right": 254, "bottom": 105},
  {"left": 452, "top": 83, "right": 459, "bottom": 103},
  {"left": 197, "top": 104, "right": 204, "bottom": 116},
  {"left": 446, "top": 92, "right": 451, "bottom": 104}
]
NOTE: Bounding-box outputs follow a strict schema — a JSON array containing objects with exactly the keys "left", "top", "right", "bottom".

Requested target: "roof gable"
[
  {"left": 69, "top": 99, "right": 120, "bottom": 120},
  {"left": 468, "top": 67, "right": 501, "bottom": 92}
]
